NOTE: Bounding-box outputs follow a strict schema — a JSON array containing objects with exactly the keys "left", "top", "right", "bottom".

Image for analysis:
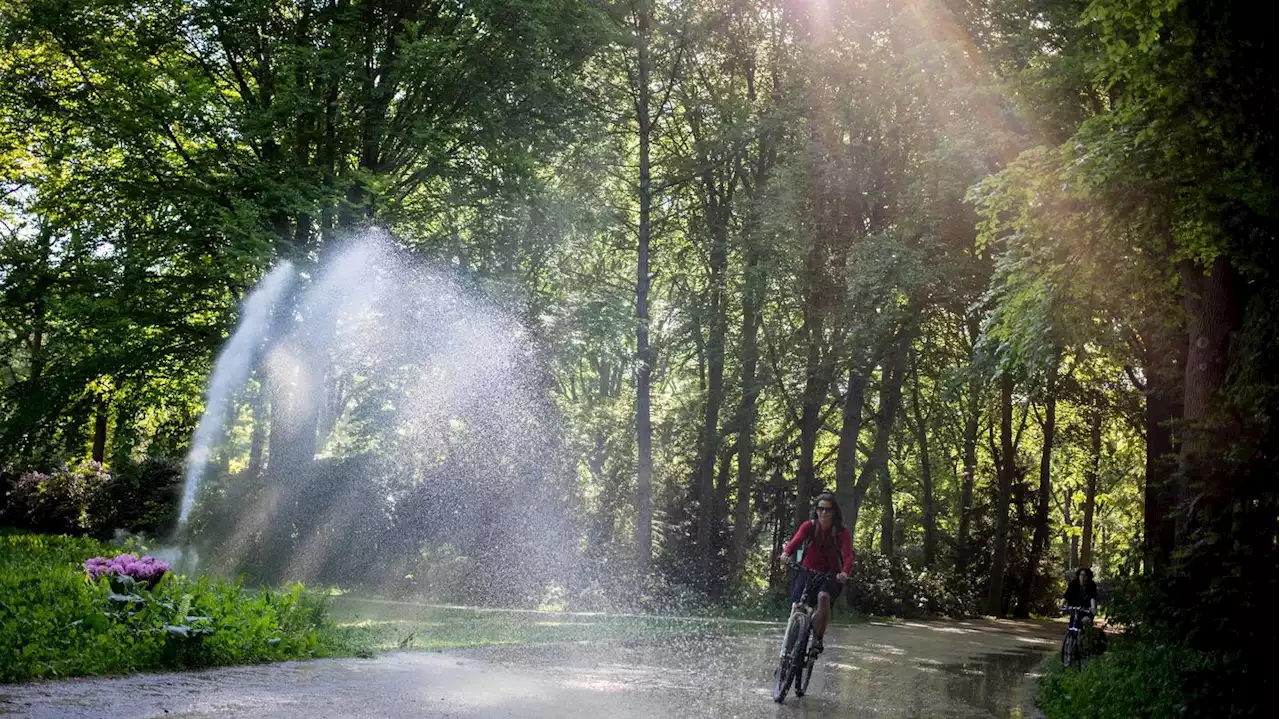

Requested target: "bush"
[
  {"left": 102, "top": 457, "right": 183, "bottom": 537},
  {"left": 0, "top": 530, "right": 354, "bottom": 683},
  {"left": 0, "top": 458, "right": 183, "bottom": 539},
  {"left": 846, "top": 552, "right": 981, "bottom": 618},
  {"left": 2, "top": 462, "right": 112, "bottom": 535}
]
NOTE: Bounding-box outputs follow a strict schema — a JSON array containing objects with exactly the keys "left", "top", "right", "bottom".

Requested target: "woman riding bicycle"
[
  {"left": 778, "top": 491, "right": 853, "bottom": 655},
  {"left": 1063, "top": 566, "right": 1100, "bottom": 637},
  {"left": 1064, "top": 567, "right": 1098, "bottom": 620}
]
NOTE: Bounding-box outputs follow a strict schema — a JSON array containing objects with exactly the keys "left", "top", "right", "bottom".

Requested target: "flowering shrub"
[
  {"left": 85, "top": 553, "right": 169, "bottom": 585},
  {"left": 1, "top": 458, "right": 183, "bottom": 538},
  {"left": 3, "top": 462, "right": 112, "bottom": 534}
]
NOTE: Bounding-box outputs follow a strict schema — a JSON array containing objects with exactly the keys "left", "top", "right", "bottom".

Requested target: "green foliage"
[
  {"left": 0, "top": 530, "right": 351, "bottom": 683},
  {"left": 1036, "top": 635, "right": 1262, "bottom": 719},
  {"left": 846, "top": 553, "right": 981, "bottom": 619}
]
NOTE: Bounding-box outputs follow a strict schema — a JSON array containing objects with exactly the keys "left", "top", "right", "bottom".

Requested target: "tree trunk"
[
  {"left": 878, "top": 455, "right": 896, "bottom": 555},
  {"left": 91, "top": 398, "right": 109, "bottom": 464},
  {"left": 1176, "top": 256, "right": 1236, "bottom": 544},
  {"left": 1143, "top": 329, "right": 1181, "bottom": 572},
  {"left": 696, "top": 179, "right": 730, "bottom": 579},
  {"left": 908, "top": 352, "right": 936, "bottom": 566},
  {"left": 794, "top": 304, "right": 826, "bottom": 526},
  {"left": 633, "top": 2, "right": 655, "bottom": 572},
  {"left": 1081, "top": 411, "right": 1101, "bottom": 567},
  {"left": 957, "top": 380, "right": 980, "bottom": 571},
  {"left": 265, "top": 350, "right": 320, "bottom": 480},
  {"left": 1063, "top": 485, "right": 1078, "bottom": 570},
  {"left": 956, "top": 316, "right": 982, "bottom": 571},
  {"left": 731, "top": 247, "right": 762, "bottom": 582},
  {"left": 834, "top": 359, "right": 869, "bottom": 529},
  {"left": 730, "top": 54, "right": 775, "bottom": 584},
  {"left": 985, "top": 371, "right": 1015, "bottom": 616},
  {"left": 1018, "top": 358, "right": 1058, "bottom": 615},
  {"left": 248, "top": 383, "right": 268, "bottom": 479},
  {"left": 29, "top": 225, "right": 53, "bottom": 386},
  {"left": 848, "top": 328, "right": 911, "bottom": 537}
]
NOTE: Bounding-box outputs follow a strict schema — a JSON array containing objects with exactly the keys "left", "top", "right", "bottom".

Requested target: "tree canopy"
[{"left": 0, "top": 2, "right": 1273, "bottom": 712}]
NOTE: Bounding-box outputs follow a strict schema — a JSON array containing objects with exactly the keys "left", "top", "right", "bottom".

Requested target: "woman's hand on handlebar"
[{"left": 836, "top": 572, "right": 849, "bottom": 583}]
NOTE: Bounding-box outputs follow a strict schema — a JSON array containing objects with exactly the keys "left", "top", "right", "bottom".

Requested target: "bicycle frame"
[
  {"left": 773, "top": 562, "right": 840, "bottom": 703},
  {"left": 778, "top": 563, "right": 836, "bottom": 656},
  {"left": 1060, "top": 605, "right": 1095, "bottom": 669},
  {"left": 778, "top": 601, "right": 817, "bottom": 657}
]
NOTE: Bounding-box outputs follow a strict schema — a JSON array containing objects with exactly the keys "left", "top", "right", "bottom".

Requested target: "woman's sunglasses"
[{"left": 816, "top": 506, "right": 835, "bottom": 513}]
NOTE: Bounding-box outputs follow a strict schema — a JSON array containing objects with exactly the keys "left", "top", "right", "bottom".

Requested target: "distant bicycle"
[
  {"left": 1059, "top": 605, "right": 1096, "bottom": 669},
  {"left": 772, "top": 561, "right": 838, "bottom": 703}
]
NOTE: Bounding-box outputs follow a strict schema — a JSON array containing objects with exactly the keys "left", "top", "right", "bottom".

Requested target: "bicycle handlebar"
[
  {"left": 785, "top": 560, "right": 846, "bottom": 582},
  {"left": 1059, "top": 605, "right": 1095, "bottom": 615}
]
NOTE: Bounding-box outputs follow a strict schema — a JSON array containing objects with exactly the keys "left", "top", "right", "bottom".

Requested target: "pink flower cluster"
[{"left": 85, "top": 553, "right": 169, "bottom": 584}]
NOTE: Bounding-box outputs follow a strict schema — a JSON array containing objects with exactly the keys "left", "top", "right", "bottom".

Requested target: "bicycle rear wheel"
[{"left": 772, "top": 613, "right": 808, "bottom": 703}]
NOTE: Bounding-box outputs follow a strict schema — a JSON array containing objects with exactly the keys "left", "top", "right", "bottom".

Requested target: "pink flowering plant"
[
  {"left": 85, "top": 553, "right": 170, "bottom": 589},
  {"left": 2, "top": 533, "right": 352, "bottom": 683}
]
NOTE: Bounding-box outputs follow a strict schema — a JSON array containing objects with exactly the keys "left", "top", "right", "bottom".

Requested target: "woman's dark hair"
[{"left": 1077, "top": 567, "right": 1094, "bottom": 581}]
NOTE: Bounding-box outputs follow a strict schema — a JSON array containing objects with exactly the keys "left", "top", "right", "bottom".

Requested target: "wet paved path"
[{"left": 0, "top": 617, "right": 1058, "bottom": 718}]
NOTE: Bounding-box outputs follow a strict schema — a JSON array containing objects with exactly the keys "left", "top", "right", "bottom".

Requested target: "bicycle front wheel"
[
  {"left": 773, "top": 613, "right": 808, "bottom": 703},
  {"left": 795, "top": 644, "right": 815, "bottom": 697},
  {"left": 1061, "top": 632, "right": 1080, "bottom": 670}
]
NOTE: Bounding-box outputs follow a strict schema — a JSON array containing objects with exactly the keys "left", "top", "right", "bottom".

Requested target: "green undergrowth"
[
  {"left": 0, "top": 530, "right": 357, "bottom": 682},
  {"left": 1036, "top": 634, "right": 1265, "bottom": 718},
  {"left": 1, "top": 530, "right": 783, "bottom": 683}
]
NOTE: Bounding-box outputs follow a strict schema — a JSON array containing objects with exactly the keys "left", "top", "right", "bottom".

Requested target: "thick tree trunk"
[
  {"left": 1081, "top": 411, "right": 1101, "bottom": 567},
  {"left": 878, "top": 452, "right": 896, "bottom": 555},
  {"left": 985, "top": 372, "right": 1015, "bottom": 616},
  {"left": 1143, "top": 330, "right": 1181, "bottom": 572},
  {"left": 1176, "top": 256, "right": 1236, "bottom": 544},
  {"left": 1018, "top": 359, "right": 1058, "bottom": 615},
  {"left": 633, "top": 3, "right": 654, "bottom": 572}
]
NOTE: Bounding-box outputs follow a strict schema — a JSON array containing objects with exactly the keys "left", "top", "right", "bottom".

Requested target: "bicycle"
[
  {"left": 772, "top": 561, "right": 838, "bottom": 703},
  {"left": 1059, "top": 605, "right": 1096, "bottom": 670}
]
